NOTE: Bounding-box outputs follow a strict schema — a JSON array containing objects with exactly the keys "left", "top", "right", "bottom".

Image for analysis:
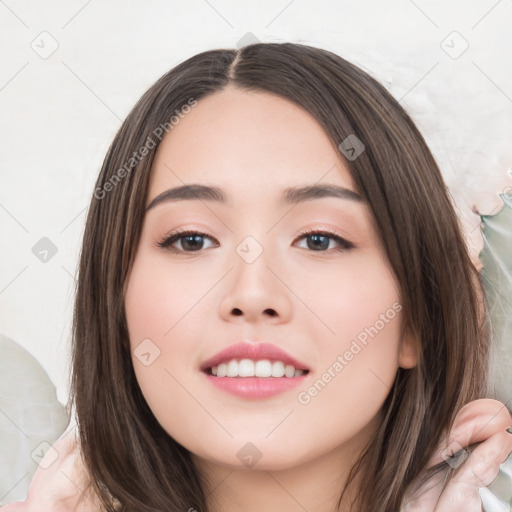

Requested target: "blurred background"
[{"left": 1, "top": 0, "right": 511, "bottom": 504}]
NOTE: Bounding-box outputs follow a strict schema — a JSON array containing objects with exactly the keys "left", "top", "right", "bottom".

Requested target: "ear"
[{"left": 398, "top": 328, "right": 418, "bottom": 369}]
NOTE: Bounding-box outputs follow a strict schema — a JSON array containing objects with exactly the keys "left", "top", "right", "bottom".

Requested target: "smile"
[
  {"left": 207, "top": 358, "right": 307, "bottom": 378},
  {"left": 200, "top": 341, "right": 310, "bottom": 398}
]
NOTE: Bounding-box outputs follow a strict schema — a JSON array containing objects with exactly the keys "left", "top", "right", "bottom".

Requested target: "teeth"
[
  {"left": 255, "top": 360, "right": 272, "bottom": 377},
  {"left": 284, "top": 364, "right": 295, "bottom": 378},
  {"left": 216, "top": 363, "right": 227, "bottom": 377},
  {"left": 239, "top": 359, "right": 255, "bottom": 377},
  {"left": 271, "top": 361, "right": 285, "bottom": 377},
  {"left": 210, "top": 359, "right": 306, "bottom": 378},
  {"left": 227, "top": 360, "right": 238, "bottom": 377}
]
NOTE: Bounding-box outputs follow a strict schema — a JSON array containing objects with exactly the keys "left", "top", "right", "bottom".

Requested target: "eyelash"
[{"left": 156, "top": 228, "right": 355, "bottom": 254}]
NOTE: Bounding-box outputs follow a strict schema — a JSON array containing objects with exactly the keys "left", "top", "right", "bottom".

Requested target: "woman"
[{"left": 4, "top": 42, "right": 512, "bottom": 511}]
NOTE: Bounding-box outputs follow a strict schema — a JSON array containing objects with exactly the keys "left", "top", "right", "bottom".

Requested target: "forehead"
[{"left": 148, "top": 85, "right": 359, "bottom": 203}]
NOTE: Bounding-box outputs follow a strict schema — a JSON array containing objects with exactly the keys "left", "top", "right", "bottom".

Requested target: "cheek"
[
  {"left": 297, "top": 256, "right": 402, "bottom": 407},
  {"left": 125, "top": 250, "right": 211, "bottom": 343},
  {"left": 292, "top": 267, "right": 402, "bottom": 450},
  {"left": 124, "top": 248, "right": 217, "bottom": 438},
  {"left": 306, "top": 254, "right": 402, "bottom": 358}
]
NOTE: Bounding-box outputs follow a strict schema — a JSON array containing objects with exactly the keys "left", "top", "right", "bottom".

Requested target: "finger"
[
  {"left": 452, "top": 399, "right": 512, "bottom": 443},
  {"left": 434, "top": 430, "right": 512, "bottom": 512},
  {"left": 431, "top": 399, "right": 512, "bottom": 466}
]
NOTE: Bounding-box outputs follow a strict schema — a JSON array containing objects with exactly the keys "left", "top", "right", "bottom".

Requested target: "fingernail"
[{"left": 506, "top": 426, "right": 512, "bottom": 434}]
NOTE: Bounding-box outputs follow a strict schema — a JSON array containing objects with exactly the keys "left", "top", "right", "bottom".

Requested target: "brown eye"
[
  {"left": 157, "top": 230, "right": 217, "bottom": 253},
  {"left": 295, "top": 230, "right": 355, "bottom": 252}
]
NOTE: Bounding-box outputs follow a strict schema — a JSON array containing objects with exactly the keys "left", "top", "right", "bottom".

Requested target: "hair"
[{"left": 69, "top": 42, "right": 491, "bottom": 511}]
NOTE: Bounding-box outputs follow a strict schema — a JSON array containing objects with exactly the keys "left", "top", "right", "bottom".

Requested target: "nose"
[{"left": 218, "top": 243, "right": 293, "bottom": 325}]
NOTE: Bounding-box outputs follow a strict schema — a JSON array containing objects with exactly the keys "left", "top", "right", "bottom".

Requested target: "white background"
[{"left": 1, "top": 0, "right": 511, "bottom": 407}]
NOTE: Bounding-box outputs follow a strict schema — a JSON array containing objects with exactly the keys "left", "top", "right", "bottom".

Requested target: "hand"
[
  {"left": 1, "top": 426, "right": 103, "bottom": 512},
  {"left": 403, "top": 398, "right": 512, "bottom": 511}
]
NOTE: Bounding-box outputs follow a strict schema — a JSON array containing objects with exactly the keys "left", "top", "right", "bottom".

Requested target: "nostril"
[{"left": 232, "top": 308, "right": 243, "bottom": 316}]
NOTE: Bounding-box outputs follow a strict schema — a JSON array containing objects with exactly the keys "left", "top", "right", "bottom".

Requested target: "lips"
[
  {"left": 200, "top": 341, "right": 310, "bottom": 374},
  {"left": 200, "top": 342, "right": 310, "bottom": 399}
]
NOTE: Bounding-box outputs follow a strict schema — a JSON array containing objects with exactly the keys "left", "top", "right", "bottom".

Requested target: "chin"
[{"left": 188, "top": 437, "right": 316, "bottom": 472}]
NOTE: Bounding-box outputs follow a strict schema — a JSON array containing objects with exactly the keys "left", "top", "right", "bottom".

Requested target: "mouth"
[
  {"left": 203, "top": 359, "right": 310, "bottom": 378},
  {"left": 200, "top": 342, "right": 310, "bottom": 399}
]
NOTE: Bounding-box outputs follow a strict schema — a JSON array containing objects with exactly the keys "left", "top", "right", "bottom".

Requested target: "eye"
[
  {"left": 294, "top": 229, "right": 355, "bottom": 253},
  {"left": 157, "top": 229, "right": 218, "bottom": 253},
  {"left": 157, "top": 228, "right": 355, "bottom": 254}
]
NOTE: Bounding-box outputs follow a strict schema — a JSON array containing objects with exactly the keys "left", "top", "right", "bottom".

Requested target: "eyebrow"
[{"left": 146, "top": 183, "right": 364, "bottom": 211}]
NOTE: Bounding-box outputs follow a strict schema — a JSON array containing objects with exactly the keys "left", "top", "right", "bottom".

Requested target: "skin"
[
  {"left": 124, "top": 85, "right": 418, "bottom": 510},
  {"left": 3, "top": 88, "right": 512, "bottom": 511}
]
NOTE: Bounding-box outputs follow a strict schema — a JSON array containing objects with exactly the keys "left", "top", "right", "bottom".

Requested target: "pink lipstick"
[{"left": 200, "top": 341, "right": 310, "bottom": 399}]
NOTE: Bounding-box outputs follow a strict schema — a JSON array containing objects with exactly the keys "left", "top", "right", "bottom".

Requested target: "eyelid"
[
  {"left": 156, "top": 228, "right": 218, "bottom": 251},
  {"left": 293, "top": 227, "right": 355, "bottom": 251}
]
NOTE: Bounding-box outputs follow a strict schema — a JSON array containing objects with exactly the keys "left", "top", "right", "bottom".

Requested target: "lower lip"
[{"left": 202, "top": 372, "right": 308, "bottom": 399}]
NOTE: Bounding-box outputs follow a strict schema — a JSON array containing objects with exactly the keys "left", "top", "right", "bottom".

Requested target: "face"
[{"left": 124, "top": 85, "right": 417, "bottom": 472}]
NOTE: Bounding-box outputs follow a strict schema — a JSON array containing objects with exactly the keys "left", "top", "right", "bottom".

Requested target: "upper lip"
[{"left": 200, "top": 341, "right": 310, "bottom": 372}]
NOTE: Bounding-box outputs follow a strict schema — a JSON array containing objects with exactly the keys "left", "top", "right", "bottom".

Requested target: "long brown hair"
[{"left": 69, "top": 42, "right": 490, "bottom": 511}]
